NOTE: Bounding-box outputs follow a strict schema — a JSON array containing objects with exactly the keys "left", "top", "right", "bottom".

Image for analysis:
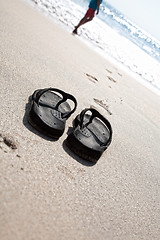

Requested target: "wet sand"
[{"left": 0, "top": 0, "right": 160, "bottom": 239}]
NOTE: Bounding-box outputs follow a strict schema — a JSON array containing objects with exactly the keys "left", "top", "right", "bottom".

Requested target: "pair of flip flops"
[{"left": 28, "top": 88, "right": 112, "bottom": 162}]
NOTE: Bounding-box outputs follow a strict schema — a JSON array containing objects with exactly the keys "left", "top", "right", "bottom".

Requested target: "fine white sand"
[{"left": 0, "top": 0, "right": 160, "bottom": 239}]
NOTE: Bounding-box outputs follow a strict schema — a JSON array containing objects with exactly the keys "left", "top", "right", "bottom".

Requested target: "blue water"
[
  {"left": 72, "top": 0, "right": 160, "bottom": 62},
  {"left": 100, "top": 1, "right": 160, "bottom": 62},
  {"left": 26, "top": 0, "right": 160, "bottom": 95}
]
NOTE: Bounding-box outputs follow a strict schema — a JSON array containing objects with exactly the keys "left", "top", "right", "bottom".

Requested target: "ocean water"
[{"left": 26, "top": 0, "right": 160, "bottom": 95}]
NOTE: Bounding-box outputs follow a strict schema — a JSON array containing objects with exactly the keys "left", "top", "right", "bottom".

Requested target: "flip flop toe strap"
[
  {"left": 79, "top": 108, "right": 113, "bottom": 147},
  {"left": 35, "top": 88, "right": 77, "bottom": 119}
]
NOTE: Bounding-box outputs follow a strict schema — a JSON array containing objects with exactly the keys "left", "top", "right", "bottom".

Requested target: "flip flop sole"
[
  {"left": 66, "top": 109, "right": 112, "bottom": 162},
  {"left": 28, "top": 108, "right": 61, "bottom": 139},
  {"left": 28, "top": 89, "right": 73, "bottom": 139},
  {"left": 74, "top": 114, "right": 110, "bottom": 143},
  {"left": 66, "top": 133, "right": 102, "bottom": 162}
]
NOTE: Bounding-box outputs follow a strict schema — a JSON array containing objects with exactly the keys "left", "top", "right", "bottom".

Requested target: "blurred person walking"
[{"left": 73, "top": 0, "right": 103, "bottom": 34}]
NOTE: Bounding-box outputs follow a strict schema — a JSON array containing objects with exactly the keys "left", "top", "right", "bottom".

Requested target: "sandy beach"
[{"left": 0, "top": 0, "right": 160, "bottom": 239}]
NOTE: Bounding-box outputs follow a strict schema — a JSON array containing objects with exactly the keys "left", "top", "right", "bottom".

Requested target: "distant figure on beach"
[{"left": 73, "top": 0, "right": 103, "bottom": 34}]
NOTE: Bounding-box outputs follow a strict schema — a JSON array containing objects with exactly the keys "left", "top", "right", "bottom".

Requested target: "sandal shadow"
[{"left": 62, "top": 127, "right": 96, "bottom": 167}]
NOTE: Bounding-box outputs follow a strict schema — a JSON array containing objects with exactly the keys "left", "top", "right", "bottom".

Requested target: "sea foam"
[{"left": 26, "top": 0, "right": 160, "bottom": 95}]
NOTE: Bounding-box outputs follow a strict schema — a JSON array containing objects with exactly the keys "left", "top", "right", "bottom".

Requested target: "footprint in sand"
[
  {"left": 0, "top": 133, "right": 18, "bottom": 150},
  {"left": 85, "top": 73, "right": 98, "bottom": 83},
  {"left": 0, "top": 134, "right": 21, "bottom": 159},
  {"left": 107, "top": 76, "right": 117, "bottom": 83},
  {"left": 118, "top": 73, "right": 122, "bottom": 77},
  {"left": 106, "top": 69, "right": 112, "bottom": 74},
  {"left": 93, "top": 98, "right": 112, "bottom": 115}
]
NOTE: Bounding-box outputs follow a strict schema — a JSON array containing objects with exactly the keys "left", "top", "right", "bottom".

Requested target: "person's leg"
[
  {"left": 73, "top": 16, "right": 93, "bottom": 34},
  {"left": 73, "top": 8, "right": 95, "bottom": 34}
]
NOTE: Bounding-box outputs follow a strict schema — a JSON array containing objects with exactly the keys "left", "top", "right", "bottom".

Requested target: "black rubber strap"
[
  {"left": 79, "top": 108, "right": 113, "bottom": 146},
  {"left": 36, "top": 88, "right": 77, "bottom": 119}
]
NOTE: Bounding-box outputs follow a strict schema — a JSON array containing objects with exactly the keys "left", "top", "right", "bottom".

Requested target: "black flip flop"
[
  {"left": 66, "top": 108, "right": 112, "bottom": 162},
  {"left": 28, "top": 88, "right": 77, "bottom": 139}
]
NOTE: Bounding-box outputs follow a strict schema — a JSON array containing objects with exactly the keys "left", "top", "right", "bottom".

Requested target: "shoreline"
[
  {"left": 25, "top": 0, "right": 160, "bottom": 97},
  {"left": 1, "top": 0, "right": 160, "bottom": 239}
]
